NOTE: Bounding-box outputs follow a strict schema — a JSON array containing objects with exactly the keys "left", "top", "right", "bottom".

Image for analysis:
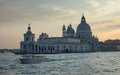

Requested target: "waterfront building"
[
  {"left": 20, "top": 15, "right": 99, "bottom": 54},
  {"left": 99, "top": 39, "right": 120, "bottom": 51}
]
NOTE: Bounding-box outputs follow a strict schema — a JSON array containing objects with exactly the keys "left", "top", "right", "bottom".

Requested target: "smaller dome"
[
  {"left": 39, "top": 33, "right": 49, "bottom": 39},
  {"left": 66, "top": 24, "right": 75, "bottom": 34},
  {"left": 26, "top": 31, "right": 32, "bottom": 34}
]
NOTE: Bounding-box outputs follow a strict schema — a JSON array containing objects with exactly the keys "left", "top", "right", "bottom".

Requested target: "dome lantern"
[
  {"left": 28, "top": 24, "right": 31, "bottom": 31},
  {"left": 81, "top": 14, "right": 86, "bottom": 23}
]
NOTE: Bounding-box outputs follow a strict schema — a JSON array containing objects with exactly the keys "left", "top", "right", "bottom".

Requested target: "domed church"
[
  {"left": 20, "top": 15, "right": 99, "bottom": 54},
  {"left": 76, "top": 15, "right": 92, "bottom": 39},
  {"left": 76, "top": 15, "right": 98, "bottom": 51},
  {"left": 62, "top": 14, "right": 98, "bottom": 51}
]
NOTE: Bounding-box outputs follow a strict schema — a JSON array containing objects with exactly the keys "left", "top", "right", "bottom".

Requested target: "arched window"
[
  {"left": 39, "top": 46, "right": 41, "bottom": 50},
  {"left": 35, "top": 45, "right": 37, "bottom": 53},
  {"left": 32, "top": 45, "right": 34, "bottom": 50},
  {"left": 57, "top": 46, "right": 59, "bottom": 50},
  {"left": 23, "top": 45, "right": 26, "bottom": 49},
  {"left": 79, "top": 35, "right": 80, "bottom": 38},
  {"left": 32, "top": 37, "right": 34, "bottom": 41},
  {"left": 53, "top": 46, "right": 54, "bottom": 50},
  {"left": 48, "top": 46, "right": 50, "bottom": 50},
  {"left": 26, "top": 37, "right": 28, "bottom": 41},
  {"left": 44, "top": 46, "right": 46, "bottom": 50},
  {"left": 70, "top": 46, "right": 72, "bottom": 52}
]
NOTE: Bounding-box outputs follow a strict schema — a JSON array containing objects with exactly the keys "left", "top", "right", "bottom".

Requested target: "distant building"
[
  {"left": 99, "top": 39, "right": 120, "bottom": 51},
  {"left": 20, "top": 15, "right": 99, "bottom": 54},
  {"left": 104, "top": 39, "right": 120, "bottom": 46}
]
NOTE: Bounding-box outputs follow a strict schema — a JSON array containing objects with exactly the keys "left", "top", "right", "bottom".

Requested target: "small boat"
[{"left": 20, "top": 55, "right": 47, "bottom": 64}]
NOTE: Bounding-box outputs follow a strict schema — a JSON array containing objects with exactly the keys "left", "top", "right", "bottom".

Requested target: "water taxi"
[{"left": 20, "top": 55, "right": 47, "bottom": 64}]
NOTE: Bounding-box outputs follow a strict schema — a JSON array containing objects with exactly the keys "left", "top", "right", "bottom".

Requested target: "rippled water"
[{"left": 0, "top": 52, "right": 120, "bottom": 75}]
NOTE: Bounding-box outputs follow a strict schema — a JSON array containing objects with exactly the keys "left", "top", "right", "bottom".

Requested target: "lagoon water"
[{"left": 0, "top": 52, "right": 120, "bottom": 75}]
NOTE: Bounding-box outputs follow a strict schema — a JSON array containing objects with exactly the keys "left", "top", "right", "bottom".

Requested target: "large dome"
[
  {"left": 77, "top": 22, "right": 91, "bottom": 32},
  {"left": 77, "top": 15, "right": 91, "bottom": 32}
]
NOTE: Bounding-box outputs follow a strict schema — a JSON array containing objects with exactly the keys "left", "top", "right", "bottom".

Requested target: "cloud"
[
  {"left": 0, "top": 1, "right": 79, "bottom": 26},
  {"left": 0, "top": 2, "right": 32, "bottom": 24},
  {"left": 98, "top": 29, "right": 120, "bottom": 41},
  {"left": 87, "top": 0, "right": 100, "bottom": 7},
  {"left": 38, "top": 4, "right": 79, "bottom": 20},
  {"left": 92, "top": 19, "right": 120, "bottom": 31},
  {"left": 91, "top": 19, "right": 120, "bottom": 41},
  {"left": 86, "top": 0, "right": 120, "bottom": 21},
  {"left": 76, "top": 0, "right": 119, "bottom": 25}
]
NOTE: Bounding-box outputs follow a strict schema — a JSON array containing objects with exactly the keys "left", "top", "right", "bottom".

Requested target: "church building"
[{"left": 20, "top": 15, "right": 99, "bottom": 54}]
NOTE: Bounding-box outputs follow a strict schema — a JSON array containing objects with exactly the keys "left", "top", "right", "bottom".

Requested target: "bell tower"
[
  {"left": 62, "top": 24, "right": 67, "bottom": 37},
  {"left": 24, "top": 24, "right": 35, "bottom": 42}
]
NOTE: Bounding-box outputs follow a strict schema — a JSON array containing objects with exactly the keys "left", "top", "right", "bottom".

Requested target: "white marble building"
[{"left": 20, "top": 15, "right": 98, "bottom": 54}]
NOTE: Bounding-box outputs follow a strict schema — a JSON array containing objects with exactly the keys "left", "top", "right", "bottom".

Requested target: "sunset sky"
[{"left": 0, "top": 0, "right": 120, "bottom": 49}]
